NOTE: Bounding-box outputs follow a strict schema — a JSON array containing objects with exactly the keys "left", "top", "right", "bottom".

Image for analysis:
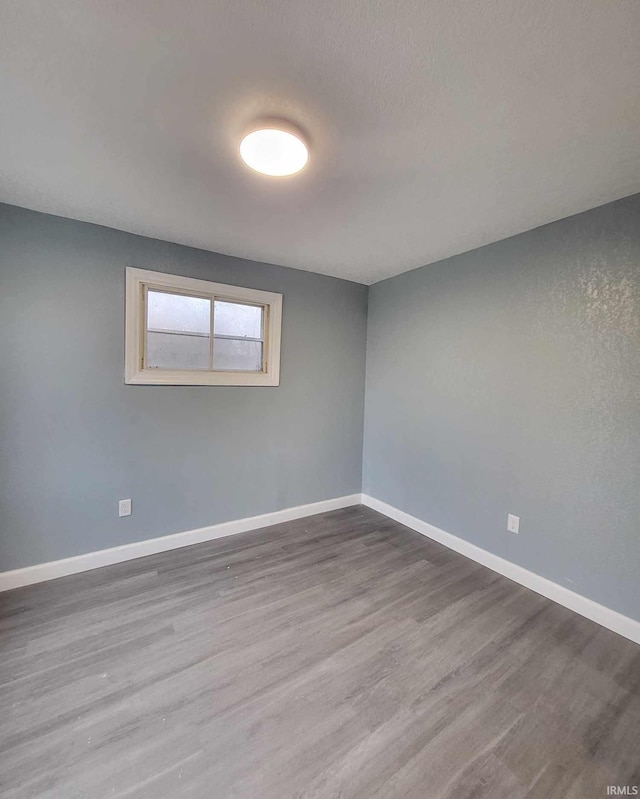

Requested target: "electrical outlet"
[
  {"left": 507, "top": 513, "right": 519, "bottom": 534},
  {"left": 119, "top": 498, "right": 132, "bottom": 517}
]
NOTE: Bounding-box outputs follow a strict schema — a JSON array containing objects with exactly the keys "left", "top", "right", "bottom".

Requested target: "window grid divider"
[{"left": 209, "top": 294, "right": 215, "bottom": 371}]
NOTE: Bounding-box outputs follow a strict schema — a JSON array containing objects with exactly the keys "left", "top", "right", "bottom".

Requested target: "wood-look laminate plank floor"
[{"left": 1, "top": 506, "right": 639, "bottom": 798}]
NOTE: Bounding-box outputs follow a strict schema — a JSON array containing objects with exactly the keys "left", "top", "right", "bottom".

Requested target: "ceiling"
[{"left": 1, "top": 1, "right": 639, "bottom": 285}]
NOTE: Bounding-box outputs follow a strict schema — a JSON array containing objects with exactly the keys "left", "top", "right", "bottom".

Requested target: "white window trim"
[{"left": 125, "top": 267, "right": 282, "bottom": 386}]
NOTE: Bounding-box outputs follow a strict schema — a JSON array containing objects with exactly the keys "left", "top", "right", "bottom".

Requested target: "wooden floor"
[{"left": 1, "top": 506, "right": 639, "bottom": 798}]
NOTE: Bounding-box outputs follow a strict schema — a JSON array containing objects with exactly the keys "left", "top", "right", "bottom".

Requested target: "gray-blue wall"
[
  {"left": 0, "top": 204, "right": 367, "bottom": 570},
  {"left": 3, "top": 196, "right": 640, "bottom": 620},
  {"left": 363, "top": 194, "right": 640, "bottom": 620}
]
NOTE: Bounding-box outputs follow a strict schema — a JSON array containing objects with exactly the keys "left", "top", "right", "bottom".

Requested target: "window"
[{"left": 125, "top": 267, "right": 282, "bottom": 385}]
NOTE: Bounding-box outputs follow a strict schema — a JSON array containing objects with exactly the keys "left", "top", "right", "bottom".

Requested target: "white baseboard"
[
  {"left": 0, "top": 494, "right": 362, "bottom": 592},
  {"left": 4, "top": 491, "right": 638, "bottom": 647},
  {"left": 362, "top": 494, "right": 640, "bottom": 646}
]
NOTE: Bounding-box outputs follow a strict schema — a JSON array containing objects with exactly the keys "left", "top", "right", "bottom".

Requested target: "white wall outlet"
[
  {"left": 507, "top": 513, "right": 520, "bottom": 534},
  {"left": 119, "top": 498, "right": 132, "bottom": 517}
]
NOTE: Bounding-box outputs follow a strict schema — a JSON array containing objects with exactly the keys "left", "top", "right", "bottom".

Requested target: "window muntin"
[{"left": 125, "top": 268, "right": 282, "bottom": 386}]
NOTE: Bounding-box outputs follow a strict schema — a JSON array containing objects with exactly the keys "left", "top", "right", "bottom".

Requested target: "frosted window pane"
[
  {"left": 214, "top": 301, "right": 263, "bottom": 339},
  {"left": 147, "top": 290, "right": 210, "bottom": 335},
  {"left": 146, "top": 332, "right": 210, "bottom": 369},
  {"left": 213, "top": 339, "right": 263, "bottom": 371}
]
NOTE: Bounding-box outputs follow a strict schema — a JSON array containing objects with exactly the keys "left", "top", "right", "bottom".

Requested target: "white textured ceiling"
[{"left": 1, "top": 1, "right": 639, "bottom": 284}]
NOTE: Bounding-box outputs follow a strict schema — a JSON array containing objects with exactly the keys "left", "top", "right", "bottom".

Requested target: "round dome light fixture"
[{"left": 240, "top": 119, "right": 309, "bottom": 177}]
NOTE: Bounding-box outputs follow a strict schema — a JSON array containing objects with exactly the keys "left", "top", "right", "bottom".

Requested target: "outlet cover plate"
[
  {"left": 507, "top": 513, "right": 519, "bottom": 534},
  {"left": 119, "top": 498, "right": 132, "bottom": 517}
]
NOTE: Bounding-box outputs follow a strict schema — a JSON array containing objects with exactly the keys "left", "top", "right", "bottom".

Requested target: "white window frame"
[{"left": 125, "top": 267, "right": 282, "bottom": 386}]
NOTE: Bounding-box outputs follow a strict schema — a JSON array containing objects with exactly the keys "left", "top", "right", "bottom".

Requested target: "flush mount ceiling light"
[{"left": 239, "top": 119, "right": 309, "bottom": 177}]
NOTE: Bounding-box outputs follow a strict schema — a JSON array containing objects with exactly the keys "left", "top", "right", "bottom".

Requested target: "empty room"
[{"left": 1, "top": 2, "right": 639, "bottom": 797}]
